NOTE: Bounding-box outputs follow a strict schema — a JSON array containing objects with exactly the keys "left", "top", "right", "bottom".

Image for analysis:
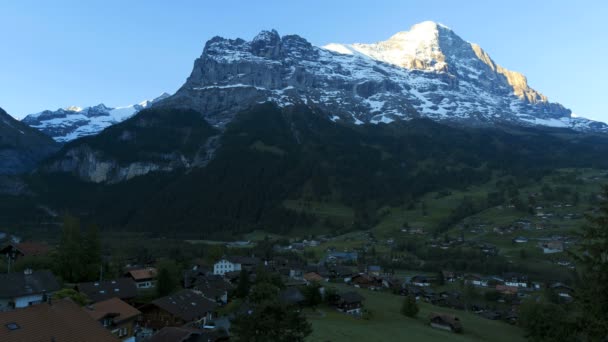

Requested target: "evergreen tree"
[
  {"left": 234, "top": 270, "right": 251, "bottom": 298},
  {"left": 572, "top": 186, "right": 608, "bottom": 339},
  {"left": 231, "top": 300, "right": 312, "bottom": 342},
  {"left": 156, "top": 260, "right": 179, "bottom": 297},
  {"left": 55, "top": 216, "right": 86, "bottom": 282},
  {"left": 302, "top": 282, "right": 322, "bottom": 309},
  {"left": 400, "top": 295, "right": 419, "bottom": 317}
]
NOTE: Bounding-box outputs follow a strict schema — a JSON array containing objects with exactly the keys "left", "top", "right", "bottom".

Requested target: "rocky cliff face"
[
  {"left": 159, "top": 21, "right": 606, "bottom": 132},
  {"left": 22, "top": 93, "right": 170, "bottom": 142},
  {"left": 0, "top": 107, "right": 59, "bottom": 175}
]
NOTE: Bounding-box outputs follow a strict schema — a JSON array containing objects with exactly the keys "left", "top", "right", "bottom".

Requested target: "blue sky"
[{"left": 1, "top": 0, "right": 606, "bottom": 121}]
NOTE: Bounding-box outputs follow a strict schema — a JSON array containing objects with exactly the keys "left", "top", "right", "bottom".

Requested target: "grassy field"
[{"left": 307, "top": 284, "right": 525, "bottom": 342}]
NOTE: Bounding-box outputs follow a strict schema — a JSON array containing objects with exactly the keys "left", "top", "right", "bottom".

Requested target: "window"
[{"left": 5, "top": 323, "right": 20, "bottom": 331}]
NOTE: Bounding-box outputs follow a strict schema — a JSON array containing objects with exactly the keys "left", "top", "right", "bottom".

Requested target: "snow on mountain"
[
  {"left": 22, "top": 93, "right": 171, "bottom": 142},
  {"left": 158, "top": 22, "right": 607, "bottom": 133}
]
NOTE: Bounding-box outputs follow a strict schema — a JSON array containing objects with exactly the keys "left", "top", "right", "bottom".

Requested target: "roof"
[
  {"left": 1, "top": 242, "right": 51, "bottom": 257},
  {"left": 303, "top": 272, "right": 324, "bottom": 282},
  {"left": 151, "top": 290, "right": 218, "bottom": 322},
  {"left": 429, "top": 312, "right": 463, "bottom": 329},
  {"left": 78, "top": 278, "right": 138, "bottom": 303},
  {"left": 85, "top": 297, "right": 141, "bottom": 324},
  {"left": 126, "top": 267, "right": 157, "bottom": 281},
  {"left": 339, "top": 291, "right": 365, "bottom": 304},
  {"left": 194, "top": 275, "right": 233, "bottom": 299},
  {"left": 0, "top": 299, "right": 120, "bottom": 342},
  {"left": 0, "top": 270, "right": 61, "bottom": 298}
]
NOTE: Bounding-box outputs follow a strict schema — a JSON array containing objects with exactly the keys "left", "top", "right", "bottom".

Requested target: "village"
[{"left": 0, "top": 229, "right": 574, "bottom": 342}]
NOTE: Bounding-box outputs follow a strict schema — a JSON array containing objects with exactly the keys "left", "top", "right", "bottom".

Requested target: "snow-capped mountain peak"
[
  {"left": 22, "top": 93, "right": 171, "bottom": 142},
  {"left": 157, "top": 22, "right": 607, "bottom": 133}
]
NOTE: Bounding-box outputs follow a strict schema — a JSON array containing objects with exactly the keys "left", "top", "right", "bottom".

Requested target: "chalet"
[
  {"left": 334, "top": 291, "right": 364, "bottom": 315},
  {"left": 0, "top": 299, "right": 119, "bottom": 342},
  {"left": 0, "top": 242, "right": 50, "bottom": 262},
  {"left": 140, "top": 290, "right": 218, "bottom": 331},
  {"left": 550, "top": 283, "right": 574, "bottom": 300},
  {"left": 350, "top": 274, "right": 382, "bottom": 290},
  {"left": 85, "top": 297, "right": 141, "bottom": 342},
  {"left": 513, "top": 236, "right": 528, "bottom": 243},
  {"left": 77, "top": 278, "right": 138, "bottom": 304},
  {"left": 325, "top": 251, "right": 358, "bottom": 264},
  {"left": 366, "top": 265, "right": 382, "bottom": 277},
  {"left": 303, "top": 272, "right": 325, "bottom": 284},
  {"left": 540, "top": 241, "right": 564, "bottom": 254},
  {"left": 147, "top": 327, "right": 229, "bottom": 342},
  {"left": 464, "top": 274, "right": 489, "bottom": 287},
  {"left": 502, "top": 273, "right": 528, "bottom": 288},
  {"left": 213, "top": 256, "right": 260, "bottom": 276},
  {"left": 495, "top": 285, "right": 518, "bottom": 296},
  {"left": 429, "top": 312, "right": 463, "bottom": 333},
  {"left": 0, "top": 270, "right": 60, "bottom": 310},
  {"left": 125, "top": 267, "right": 157, "bottom": 289},
  {"left": 192, "top": 275, "right": 233, "bottom": 305},
  {"left": 441, "top": 270, "right": 458, "bottom": 283},
  {"left": 410, "top": 275, "right": 431, "bottom": 287},
  {"left": 399, "top": 285, "right": 424, "bottom": 299}
]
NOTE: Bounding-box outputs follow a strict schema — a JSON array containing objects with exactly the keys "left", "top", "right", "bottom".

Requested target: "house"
[
  {"left": 0, "top": 269, "right": 60, "bottom": 310},
  {"left": 192, "top": 275, "right": 233, "bottom": 305},
  {"left": 541, "top": 241, "right": 564, "bottom": 254},
  {"left": 495, "top": 285, "right": 518, "bottom": 296},
  {"left": 77, "top": 278, "right": 138, "bottom": 304},
  {"left": 429, "top": 312, "right": 463, "bottom": 333},
  {"left": 0, "top": 299, "right": 120, "bottom": 342},
  {"left": 213, "top": 256, "right": 260, "bottom": 276},
  {"left": 366, "top": 265, "right": 382, "bottom": 277},
  {"left": 550, "top": 283, "right": 574, "bottom": 300},
  {"left": 325, "top": 251, "right": 358, "bottom": 264},
  {"left": 0, "top": 242, "right": 50, "bottom": 262},
  {"left": 85, "top": 297, "right": 141, "bottom": 342},
  {"left": 410, "top": 275, "right": 431, "bottom": 287},
  {"left": 147, "top": 327, "right": 229, "bottom": 342},
  {"left": 513, "top": 236, "right": 528, "bottom": 243},
  {"left": 502, "top": 273, "right": 528, "bottom": 288},
  {"left": 125, "top": 267, "right": 157, "bottom": 289},
  {"left": 350, "top": 274, "right": 382, "bottom": 290},
  {"left": 442, "top": 270, "right": 458, "bottom": 282},
  {"left": 140, "top": 290, "right": 218, "bottom": 330},
  {"left": 464, "top": 274, "right": 488, "bottom": 287},
  {"left": 333, "top": 291, "right": 365, "bottom": 315},
  {"left": 303, "top": 272, "right": 325, "bottom": 284}
]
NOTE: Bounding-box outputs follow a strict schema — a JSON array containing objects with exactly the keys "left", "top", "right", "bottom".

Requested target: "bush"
[{"left": 401, "top": 295, "right": 419, "bottom": 317}]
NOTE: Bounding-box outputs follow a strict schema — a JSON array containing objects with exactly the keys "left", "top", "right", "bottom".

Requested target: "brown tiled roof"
[
  {"left": 127, "top": 268, "right": 157, "bottom": 281},
  {"left": 429, "top": 312, "right": 463, "bottom": 330},
  {"left": 303, "top": 272, "right": 323, "bottom": 282},
  {"left": 77, "top": 278, "right": 138, "bottom": 303},
  {"left": 85, "top": 297, "right": 141, "bottom": 324},
  {"left": 151, "top": 290, "right": 218, "bottom": 322},
  {"left": 0, "top": 299, "right": 120, "bottom": 342},
  {"left": 15, "top": 242, "right": 50, "bottom": 257}
]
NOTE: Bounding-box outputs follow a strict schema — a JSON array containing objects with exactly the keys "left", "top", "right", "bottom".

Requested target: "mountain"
[
  {"left": 28, "top": 104, "right": 608, "bottom": 237},
  {"left": 14, "top": 22, "right": 608, "bottom": 235},
  {"left": 0, "top": 107, "right": 59, "bottom": 175},
  {"left": 159, "top": 21, "right": 606, "bottom": 132},
  {"left": 22, "top": 93, "right": 171, "bottom": 142}
]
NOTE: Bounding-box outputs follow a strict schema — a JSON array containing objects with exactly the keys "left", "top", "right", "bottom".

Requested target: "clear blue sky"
[{"left": 1, "top": 0, "right": 606, "bottom": 121}]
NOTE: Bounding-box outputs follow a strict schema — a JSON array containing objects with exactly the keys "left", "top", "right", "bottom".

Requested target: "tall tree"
[
  {"left": 572, "top": 186, "right": 608, "bottom": 338},
  {"left": 156, "top": 260, "right": 179, "bottom": 297},
  {"left": 231, "top": 300, "right": 312, "bottom": 342},
  {"left": 234, "top": 270, "right": 251, "bottom": 298},
  {"left": 55, "top": 216, "right": 86, "bottom": 282}
]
